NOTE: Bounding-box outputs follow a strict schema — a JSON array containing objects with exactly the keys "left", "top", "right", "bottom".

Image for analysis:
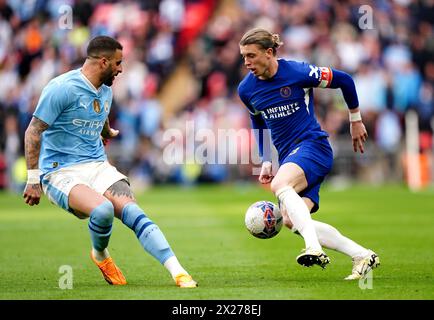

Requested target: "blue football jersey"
[
  {"left": 238, "top": 59, "right": 333, "bottom": 158},
  {"left": 33, "top": 69, "right": 112, "bottom": 174}
]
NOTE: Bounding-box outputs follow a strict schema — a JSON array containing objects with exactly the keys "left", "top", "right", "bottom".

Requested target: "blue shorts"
[{"left": 279, "top": 137, "right": 333, "bottom": 213}]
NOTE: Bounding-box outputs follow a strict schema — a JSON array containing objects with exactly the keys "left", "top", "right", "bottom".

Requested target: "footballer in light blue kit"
[
  {"left": 238, "top": 28, "right": 379, "bottom": 279},
  {"left": 34, "top": 69, "right": 111, "bottom": 175},
  {"left": 23, "top": 36, "right": 197, "bottom": 288}
]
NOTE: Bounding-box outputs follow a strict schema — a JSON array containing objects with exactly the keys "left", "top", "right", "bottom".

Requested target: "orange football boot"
[
  {"left": 91, "top": 252, "right": 127, "bottom": 285},
  {"left": 174, "top": 274, "right": 197, "bottom": 288}
]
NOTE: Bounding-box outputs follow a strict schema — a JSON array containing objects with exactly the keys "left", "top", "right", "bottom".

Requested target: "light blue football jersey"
[{"left": 33, "top": 69, "right": 112, "bottom": 174}]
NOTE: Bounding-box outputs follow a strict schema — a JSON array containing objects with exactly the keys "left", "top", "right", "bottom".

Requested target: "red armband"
[{"left": 318, "top": 67, "right": 333, "bottom": 88}]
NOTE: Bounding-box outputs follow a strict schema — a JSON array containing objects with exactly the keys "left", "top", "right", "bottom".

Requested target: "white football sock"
[
  {"left": 312, "top": 220, "right": 369, "bottom": 258},
  {"left": 276, "top": 186, "right": 322, "bottom": 251},
  {"left": 92, "top": 248, "right": 110, "bottom": 262},
  {"left": 164, "top": 256, "right": 188, "bottom": 279}
]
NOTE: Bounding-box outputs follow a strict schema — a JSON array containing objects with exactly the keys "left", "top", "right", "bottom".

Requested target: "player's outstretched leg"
[
  {"left": 121, "top": 202, "right": 197, "bottom": 288},
  {"left": 276, "top": 186, "right": 330, "bottom": 268},
  {"left": 306, "top": 220, "right": 379, "bottom": 278},
  {"left": 88, "top": 201, "right": 126, "bottom": 285}
]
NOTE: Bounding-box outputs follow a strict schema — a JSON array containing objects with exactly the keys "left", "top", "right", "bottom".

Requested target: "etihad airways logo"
[
  {"left": 72, "top": 119, "right": 104, "bottom": 136},
  {"left": 72, "top": 119, "right": 104, "bottom": 129}
]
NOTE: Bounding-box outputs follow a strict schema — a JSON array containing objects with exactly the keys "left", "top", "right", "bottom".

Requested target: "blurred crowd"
[{"left": 0, "top": 0, "right": 433, "bottom": 192}]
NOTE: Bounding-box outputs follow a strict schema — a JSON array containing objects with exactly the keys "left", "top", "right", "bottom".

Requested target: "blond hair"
[{"left": 239, "top": 28, "right": 283, "bottom": 56}]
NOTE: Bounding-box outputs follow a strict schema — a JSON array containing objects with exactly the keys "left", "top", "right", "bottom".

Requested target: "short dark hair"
[{"left": 87, "top": 36, "right": 123, "bottom": 58}]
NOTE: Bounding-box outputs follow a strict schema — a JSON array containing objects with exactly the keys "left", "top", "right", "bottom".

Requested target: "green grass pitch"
[{"left": 0, "top": 183, "right": 433, "bottom": 300}]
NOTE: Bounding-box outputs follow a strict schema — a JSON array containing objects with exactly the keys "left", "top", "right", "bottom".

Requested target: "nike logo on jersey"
[
  {"left": 79, "top": 101, "right": 87, "bottom": 109},
  {"left": 289, "top": 147, "right": 300, "bottom": 156}
]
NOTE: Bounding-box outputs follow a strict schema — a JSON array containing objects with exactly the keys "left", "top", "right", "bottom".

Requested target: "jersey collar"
[{"left": 79, "top": 69, "right": 102, "bottom": 94}]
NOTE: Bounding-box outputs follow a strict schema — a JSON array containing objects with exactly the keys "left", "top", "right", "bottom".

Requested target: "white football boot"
[{"left": 345, "top": 250, "right": 380, "bottom": 280}]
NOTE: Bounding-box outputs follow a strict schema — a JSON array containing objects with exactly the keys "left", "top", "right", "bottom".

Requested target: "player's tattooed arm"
[
  {"left": 101, "top": 118, "right": 111, "bottom": 138},
  {"left": 23, "top": 116, "right": 48, "bottom": 206},
  {"left": 101, "top": 118, "right": 119, "bottom": 145},
  {"left": 24, "top": 116, "right": 49, "bottom": 170}
]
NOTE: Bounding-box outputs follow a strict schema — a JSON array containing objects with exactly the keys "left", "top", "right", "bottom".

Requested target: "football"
[{"left": 244, "top": 201, "right": 283, "bottom": 239}]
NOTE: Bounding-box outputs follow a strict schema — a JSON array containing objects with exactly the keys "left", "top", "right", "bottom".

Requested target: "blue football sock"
[
  {"left": 121, "top": 203, "right": 174, "bottom": 264},
  {"left": 88, "top": 201, "right": 114, "bottom": 252}
]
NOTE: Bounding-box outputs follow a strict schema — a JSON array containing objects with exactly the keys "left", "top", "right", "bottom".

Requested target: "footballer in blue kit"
[
  {"left": 23, "top": 36, "right": 197, "bottom": 288},
  {"left": 239, "top": 59, "right": 335, "bottom": 213},
  {"left": 238, "top": 28, "right": 380, "bottom": 279}
]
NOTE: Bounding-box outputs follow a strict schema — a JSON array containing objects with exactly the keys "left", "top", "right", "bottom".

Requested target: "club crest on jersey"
[
  {"left": 104, "top": 101, "right": 109, "bottom": 112},
  {"left": 93, "top": 99, "right": 101, "bottom": 113},
  {"left": 280, "top": 86, "right": 291, "bottom": 98}
]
